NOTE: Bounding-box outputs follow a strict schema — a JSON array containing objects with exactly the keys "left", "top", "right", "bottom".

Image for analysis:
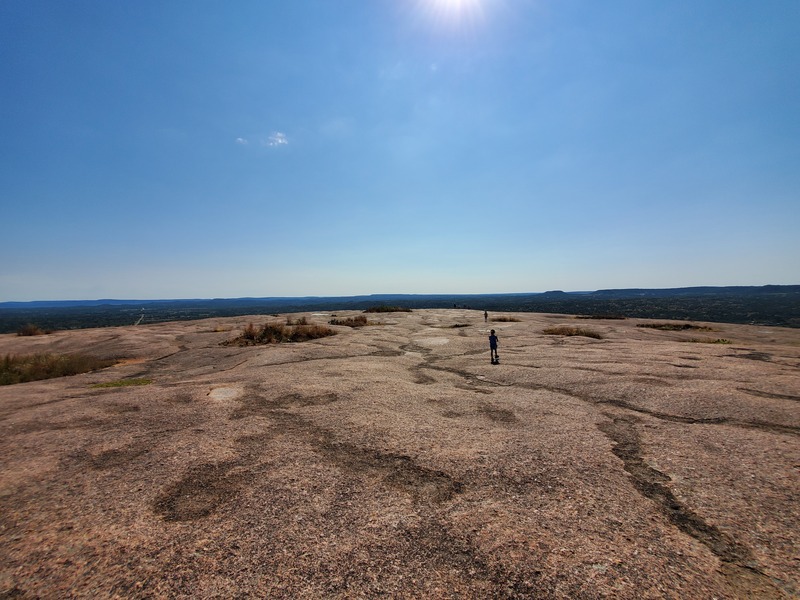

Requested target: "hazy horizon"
[
  {"left": 4, "top": 284, "right": 799, "bottom": 306},
  {"left": 2, "top": 1, "right": 798, "bottom": 302}
]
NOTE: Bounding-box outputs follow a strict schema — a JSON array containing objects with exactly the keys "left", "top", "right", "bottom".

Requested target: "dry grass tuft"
[
  {"left": 1, "top": 353, "right": 116, "bottom": 385},
  {"left": 224, "top": 321, "right": 336, "bottom": 346},
  {"left": 329, "top": 316, "right": 369, "bottom": 328},
  {"left": 637, "top": 323, "right": 714, "bottom": 331},
  {"left": 576, "top": 314, "right": 627, "bottom": 320},
  {"left": 491, "top": 316, "right": 522, "bottom": 322},
  {"left": 17, "top": 323, "right": 51, "bottom": 336},
  {"left": 543, "top": 325, "right": 603, "bottom": 339},
  {"left": 683, "top": 338, "right": 732, "bottom": 344},
  {"left": 364, "top": 306, "right": 412, "bottom": 313},
  {"left": 91, "top": 378, "right": 153, "bottom": 388}
]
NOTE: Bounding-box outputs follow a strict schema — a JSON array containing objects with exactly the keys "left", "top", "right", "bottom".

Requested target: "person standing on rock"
[
  {"left": 489, "top": 329, "right": 499, "bottom": 364},
  {"left": 484, "top": 310, "right": 488, "bottom": 323}
]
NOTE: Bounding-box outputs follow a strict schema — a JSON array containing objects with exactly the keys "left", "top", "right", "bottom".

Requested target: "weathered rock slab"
[{"left": 1, "top": 311, "right": 798, "bottom": 598}]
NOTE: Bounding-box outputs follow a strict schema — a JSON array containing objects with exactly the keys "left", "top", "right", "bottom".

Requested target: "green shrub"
[{"left": 1, "top": 353, "right": 116, "bottom": 385}]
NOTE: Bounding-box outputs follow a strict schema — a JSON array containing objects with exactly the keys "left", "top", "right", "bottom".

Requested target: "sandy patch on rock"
[
  {"left": 416, "top": 337, "right": 450, "bottom": 347},
  {"left": 207, "top": 387, "right": 243, "bottom": 402}
]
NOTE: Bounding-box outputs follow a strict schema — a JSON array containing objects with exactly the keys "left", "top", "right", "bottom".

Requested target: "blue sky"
[{"left": 2, "top": 0, "right": 798, "bottom": 301}]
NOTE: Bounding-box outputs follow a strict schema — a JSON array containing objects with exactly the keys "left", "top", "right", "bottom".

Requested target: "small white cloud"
[
  {"left": 235, "top": 137, "right": 249, "bottom": 145},
  {"left": 264, "top": 132, "right": 288, "bottom": 147}
]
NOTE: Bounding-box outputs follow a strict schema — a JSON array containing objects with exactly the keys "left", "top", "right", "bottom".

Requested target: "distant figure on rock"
[
  {"left": 484, "top": 310, "right": 488, "bottom": 322},
  {"left": 489, "top": 329, "right": 499, "bottom": 364}
]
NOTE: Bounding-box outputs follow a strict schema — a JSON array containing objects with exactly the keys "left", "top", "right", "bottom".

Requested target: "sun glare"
[{"left": 419, "top": 0, "right": 486, "bottom": 29}]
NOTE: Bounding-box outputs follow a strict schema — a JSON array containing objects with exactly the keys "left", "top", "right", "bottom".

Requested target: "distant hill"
[{"left": 1, "top": 285, "right": 798, "bottom": 332}]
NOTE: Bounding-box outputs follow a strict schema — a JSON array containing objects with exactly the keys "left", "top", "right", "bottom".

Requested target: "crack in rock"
[
  {"left": 232, "top": 393, "right": 464, "bottom": 506},
  {"left": 594, "top": 398, "right": 799, "bottom": 436},
  {"left": 598, "top": 414, "right": 787, "bottom": 599},
  {"left": 517, "top": 382, "right": 799, "bottom": 436},
  {"left": 737, "top": 388, "right": 800, "bottom": 403}
]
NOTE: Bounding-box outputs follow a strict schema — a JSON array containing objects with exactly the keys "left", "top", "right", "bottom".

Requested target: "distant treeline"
[{"left": 1, "top": 285, "right": 798, "bottom": 333}]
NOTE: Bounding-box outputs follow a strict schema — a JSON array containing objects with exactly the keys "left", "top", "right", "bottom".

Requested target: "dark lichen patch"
[
  {"left": 478, "top": 403, "right": 518, "bottom": 424},
  {"left": 371, "top": 349, "right": 403, "bottom": 357},
  {"left": 167, "top": 392, "right": 195, "bottom": 404},
  {"left": 316, "top": 441, "right": 463, "bottom": 504},
  {"left": 11, "top": 416, "right": 105, "bottom": 435},
  {"left": 153, "top": 462, "right": 247, "bottom": 522},
  {"left": 103, "top": 402, "right": 141, "bottom": 414},
  {"left": 412, "top": 367, "right": 436, "bottom": 385},
  {"left": 394, "top": 517, "right": 546, "bottom": 597},
  {"left": 731, "top": 351, "right": 772, "bottom": 362},
  {"left": 232, "top": 391, "right": 340, "bottom": 419},
  {"left": 633, "top": 377, "right": 673, "bottom": 387},
  {"left": 0, "top": 585, "right": 32, "bottom": 599},
  {"left": 69, "top": 443, "right": 151, "bottom": 470}
]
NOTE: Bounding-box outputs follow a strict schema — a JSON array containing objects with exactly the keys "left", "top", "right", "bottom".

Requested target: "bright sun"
[
  {"left": 433, "top": 0, "right": 482, "bottom": 13},
  {"left": 421, "top": 0, "right": 486, "bottom": 27}
]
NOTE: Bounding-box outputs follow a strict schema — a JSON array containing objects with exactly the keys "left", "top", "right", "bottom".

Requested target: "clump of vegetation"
[
  {"left": 224, "top": 321, "right": 336, "bottom": 346},
  {"left": 576, "top": 315, "right": 626, "bottom": 320},
  {"left": 637, "top": 323, "right": 714, "bottom": 331},
  {"left": 91, "top": 378, "right": 152, "bottom": 388},
  {"left": 491, "top": 316, "right": 521, "bottom": 322},
  {"left": 16, "top": 323, "right": 51, "bottom": 336},
  {"left": 449, "top": 323, "right": 471, "bottom": 328},
  {"left": 286, "top": 316, "right": 308, "bottom": 326},
  {"left": 1, "top": 353, "right": 116, "bottom": 385},
  {"left": 364, "top": 306, "right": 412, "bottom": 313},
  {"left": 329, "top": 316, "right": 369, "bottom": 327},
  {"left": 543, "top": 326, "right": 603, "bottom": 339},
  {"left": 683, "top": 338, "right": 732, "bottom": 344}
]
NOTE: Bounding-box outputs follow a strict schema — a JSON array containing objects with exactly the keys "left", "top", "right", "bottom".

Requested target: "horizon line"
[{"left": 2, "top": 284, "right": 798, "bottom": 305}]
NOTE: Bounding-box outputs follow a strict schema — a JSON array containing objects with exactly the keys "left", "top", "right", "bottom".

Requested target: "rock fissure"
[{"left": 598, "top": 415, "right": 787, "bottom": 598}]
